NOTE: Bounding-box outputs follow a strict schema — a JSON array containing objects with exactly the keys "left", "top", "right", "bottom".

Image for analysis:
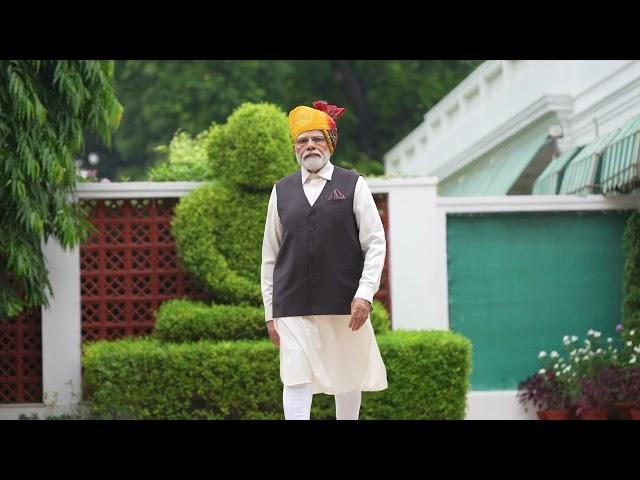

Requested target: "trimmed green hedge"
[
  {"left": 154, "top": 299, "right": 391, "bottom": 342},
  {"left": 155, "top": 299, "right": 267, "bottom": 341},
  {"left": 623, "top": 211, "right": 640, "bottom": 331},
  {"left": 172, "top": 182, "right": 267, "bottom": 305},
  {"left": 208, "top": 102, "right": 296, "bottom": 191},
  {"left": 83, "top": 330, "right": 472, "bottom": 420},
  {"left": 370, "top": 299, "right": 390, "bottom": 334}
]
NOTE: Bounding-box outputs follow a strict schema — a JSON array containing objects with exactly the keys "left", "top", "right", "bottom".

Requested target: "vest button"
[
  {"left": 307, "top": 242, "right": 315, "bottom": 248},
  {"left": 307, "top": 226, "right": 315, "bottom": 232},
  {"left": 309, "top": 210, "right": 316, "bottom": 215}
]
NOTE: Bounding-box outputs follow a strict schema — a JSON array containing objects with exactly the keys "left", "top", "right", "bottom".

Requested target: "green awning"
[
  {"left": 558, "top": 130, "right": 619, "bottom": 195},
  {"left": 439, "top": 129, "right": 551, "bottom": 196},
  {"left": 600, "top": 113, "right": 640, "bottom": 194},
  {"left": 532, "top": 146, "right": 583, "bottom": 195}
]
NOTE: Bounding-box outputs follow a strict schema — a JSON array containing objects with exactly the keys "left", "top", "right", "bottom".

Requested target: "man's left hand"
[{"left": 349, "top": 297, "right": 371, "bottom": 331}]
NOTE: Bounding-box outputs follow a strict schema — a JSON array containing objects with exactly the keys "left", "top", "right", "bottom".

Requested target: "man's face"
[{"left": 294, "top": 129, "right": 331, "bottom": 172}]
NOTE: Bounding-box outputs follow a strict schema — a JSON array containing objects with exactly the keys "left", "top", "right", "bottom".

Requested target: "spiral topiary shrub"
[{"left": 172, "top": 102, "right": 297, "bottom": 304}]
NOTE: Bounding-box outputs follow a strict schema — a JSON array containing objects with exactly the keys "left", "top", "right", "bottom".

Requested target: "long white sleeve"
[
  {"left": 352, "top": 177, "right": 387, "bottom": 304},
  {"left": 260, "top": 185, "right": 283, "bottom": 322}
]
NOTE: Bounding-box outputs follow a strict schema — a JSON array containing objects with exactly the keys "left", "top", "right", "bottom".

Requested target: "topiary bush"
[
  {"left": 171, "top": 102, "right": 297, "bottom": 305},
  {"left": 172, "top": 183, "right": 267, "bottom": 305},
  {"left": 83, "top": 330, "right": 472, "bottom": 420},
  {"left": 370, "top": 299, "right": 391, "bottom": 334},
  {"left": 208, "top": 102, "right": 296, "bottom": 191}
]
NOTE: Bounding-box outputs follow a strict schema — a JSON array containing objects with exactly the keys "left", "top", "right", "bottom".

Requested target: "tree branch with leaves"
[{"left": 0, "top": 60, "right": 122, "bottom": 318}]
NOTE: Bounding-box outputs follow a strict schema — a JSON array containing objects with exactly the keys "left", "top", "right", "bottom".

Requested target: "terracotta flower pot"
[
  {"left": 536, "top": 410, "right": 548, "bottom": 420},
  {"left": 631, "top": 409, "right": 640, "bottom": 420},
  {"left": 580, "top": 408, "right": 609, "bottom": 420},
  {"left": 545, "top": 409, "right": 572, "bottom": 420},
  {"left": 614, "top": 401, "right": 636, "bottom": 420}
]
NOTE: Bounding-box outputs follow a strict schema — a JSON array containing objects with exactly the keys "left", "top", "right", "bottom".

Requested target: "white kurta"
[{"left": 261, "top": 161, "right": 388, "bottom": 394}]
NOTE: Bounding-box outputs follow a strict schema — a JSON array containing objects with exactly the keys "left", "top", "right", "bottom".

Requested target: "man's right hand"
[{"left": 266, "top": 320, "right": 280, "bottom": 348}]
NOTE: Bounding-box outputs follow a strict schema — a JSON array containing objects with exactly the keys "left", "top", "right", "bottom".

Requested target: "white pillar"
[
  {"left": 383, "top": 178, "right": 448, "bottom": 330},
  {"left": 41, "top": 239, "right": 82, "bottom": 407}
]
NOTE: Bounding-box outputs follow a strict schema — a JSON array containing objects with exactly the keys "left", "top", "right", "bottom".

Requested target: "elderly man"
[{"left": 261, "top": 100, "right": 387, "bottom": 420}]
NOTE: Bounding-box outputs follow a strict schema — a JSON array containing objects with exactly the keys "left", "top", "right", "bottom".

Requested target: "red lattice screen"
[
  {"left": 373, "top": 194, "right": 391, "bottom": 320},
  {"left": 0, "top": 307, "right": 43, "bottom": 403},
  {"left": 79, "top": 198, "right": 211, "bottom": 341}
]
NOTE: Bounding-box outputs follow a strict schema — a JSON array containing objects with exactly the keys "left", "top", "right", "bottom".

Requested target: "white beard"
[{"left": 296, "top": 150, "right": 330, "bottom": 173}]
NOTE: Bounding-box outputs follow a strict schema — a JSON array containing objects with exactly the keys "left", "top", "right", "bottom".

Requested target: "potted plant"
[
  {"left": 576, "top": 365, "right": 617, "bottom": 420},
  {"left": 630, "top": 369, "right": 640, "bottom": 419},
  {"left": 517, "top": 372, "right": 549, "bottom": 419},
  {"left": 517, "top": 367, "right": 574, "bottom": 420},
  {"left": 618, "top": 367, "right": 640, "bottom": 419},
  {"left": 612, "top": 324, "right": 640, "bottom": 419}
]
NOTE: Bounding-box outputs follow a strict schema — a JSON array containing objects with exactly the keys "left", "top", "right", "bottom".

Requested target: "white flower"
[
  {"left": 630, "top": 356, "right": 637, "bottom": 364},
  {"left": 634, "top": 346, "right": 640, "bottom": 353},
  {"left": 556, "top": 370, "right": 562, "bottom": 376},
  {"left": 596, "top": 348, "right": 603, "bottom": 354},
  {"left": 551, "top": 351, "right": 559, "bottom": 359},
  {"left": 571, "top": 336, "right": 578, "bottom": 342},
  {"left": 563, "top": 365, "right": 571, "bottom": 373},
  {"left": 574, "top": 357, "right": 580, "bottom": 363},
  {"left": 594, "top": 331, "right": 601, "bottom": 338},
  {"left": 570, "top": 350, "right": 576, "bottom": 356},
  {"left": 584, "top": 339, "right": 591, "bottom": 346},
  {"left": 627, "top": 341, "right": 633, "bottom": 347},
  {"left": 583, "top": 356, "right": 589, "bottom": 361},
  {"left": 539, "top": 368, "right": 546, "bottom": 374},
  {"left": 631, "top": 330, "right": 636, "bottom": 336},
  {"left": 539, "top": 351, "right": 547, "bottom": 359},
  {"left": 588, "top": 329, "right": 594, "bottom": 336},
  {"left": 607, "top": 338, "right": 613, "bottom": 343},
  {"left": 554, "top": 363, "right": 559, "bottom": 370}
]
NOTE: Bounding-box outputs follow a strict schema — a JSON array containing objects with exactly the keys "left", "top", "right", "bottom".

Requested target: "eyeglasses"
[{"left": 295, "top": 136, "right": 327, "bottom": 147}]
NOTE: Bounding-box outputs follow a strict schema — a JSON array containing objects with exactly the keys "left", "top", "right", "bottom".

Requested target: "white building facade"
[{"left": 384, "top": 60, "right": 640, "bottom": 195}]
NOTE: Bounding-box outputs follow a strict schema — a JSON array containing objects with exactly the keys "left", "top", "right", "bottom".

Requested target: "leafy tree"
[
  {"left": 95, "top": 60, "right": 480, "bottom": 179},
  {"left": 0, "top": 60, "right": 122, "bottom": 318}
]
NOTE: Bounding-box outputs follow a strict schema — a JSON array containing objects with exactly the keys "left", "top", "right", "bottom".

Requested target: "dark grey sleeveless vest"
[{"left": 272, "top": 166, "right": 364, "bottom": 317}]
